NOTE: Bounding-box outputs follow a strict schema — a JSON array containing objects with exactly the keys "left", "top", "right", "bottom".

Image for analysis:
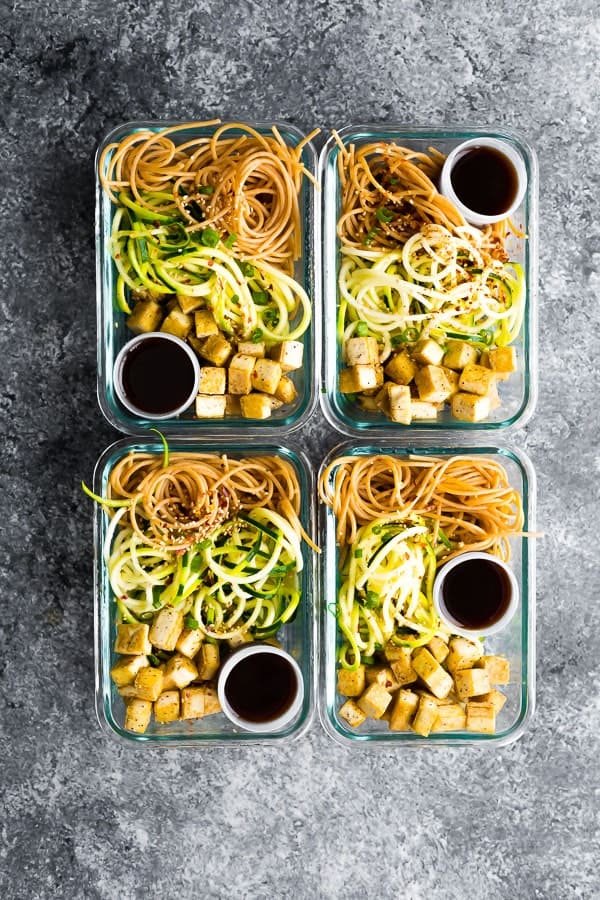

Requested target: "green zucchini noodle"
[{"left": 100, "top": 450, "right": 316, "bottom": 641}]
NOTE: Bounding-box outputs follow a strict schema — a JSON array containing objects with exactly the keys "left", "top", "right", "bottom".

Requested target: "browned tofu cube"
[
  {"left": 443, "top": 340, "right": 478, "bottom": 370},
  {"left": 194, "top": 309, "right": 220, "bottom": 338},
  {"left": 388, "top": 689, "right": 419, "bottom": 731},
  {"left": 477, "top": 655, "right": 510, "bottom": 685},
  {"left": 365, "top": 666, "right": 399, "bottom": 692},
  {"left": 228, "top": 354, "right": 256, "bottom": 395},
  {"left": 176, "top": 627, "right": 204, "bottom": 659},
  {"left": 127, "top": 299, "right": 164, "bottom": 334},
  {"left": 240, "top": 393, "right": 272, "bottom": 419},
  {"left": 149, "top": 607, "right": 184, "bottom": 652},
  {"left": 161, "top": 653, "right": 198, "bottom": 691},
  {"left": 477, "top": 690, "right": 507, "bottom": 714},
  {"left": 237, "top": 341, "right": 266, "bottom": 358},
  {"left": 180, "top": 686, "right": 205, "bottom": 720},
  {"left": 351, "top": 365, "right": 379, "bottom": 392},
  {"left": 466, "top": 700, "right": 496, "bottom": 733},
  {"left": 200, "top": 684, "right": 222, "bottom": 716},
  {"left": 195, "top": 394, "right": 227, "bottom": 418},
  {"left": 224, "top": 394, "right": 242, "bottom": 415},
  {"left": 441, "top": 366, "right": 460, "bottom": 396},
  {"left": 110, "top": 654, "right": 149, "bottom": 687},
  {"left": 197, "top": 643, "right": 220, "bottom": 680},
  {"left": 251, "top": 358, "right": 282, "bottom": 395},
  {"left": 198, "top": 366, "right": 227, "bottom": 394},
  {"left": 410, "top": 399, "right": 439, "bottom": 420},
  {"left": 488, "top": 346, "right": 517, "bottom": 377},
  {"left": 412, "top": 647, "right": 453, "bottom": 699},
  {"left": 339, "top": 699, "right": 367, "bottom": 728},
  {"left": 201, "top": 333, "right": 233, "bottom": 366},
  {"left": 125, "top": 698, "right": 153, "bottom": 734},
  {"left": 345, "top": 336, "right": 379, "bottom": 366},
  {"left": 451, "top": 391, "right": 491, "bottom": 422},
  {"left": 337, "top": 665, "right": 366, "bottom": 697},
  {"left": 432, "top": 702, "right": 467, "bottom": 732},
  {"left": 173, "top": 293, "right": 202, "bottom": 315},
  {"left": 154, "top": 690, "right": 180, "bottom": 723},
  {"left": 389, "top": 648, "right": 417, "bottom": 686},
  {"left": 114, "top": 623, "right": 152, "bottom": 656},
  {"left": 446, "top": 636, "right": 483, "bottom": 674},
  {"left": 413, "top": 338, "right": 444, "bottom": 366},
  {"left": 133, "top": 666, "right": 164, "bottom": 702},
  {"left": 426, "top": 636, "right": 449, "bottom": 664},
  {"left": 384, "top": 351, "right": 416, "bottom": 385},
  {"left": 270, "top": 340, "right": 303, "bottom": 372},
  {"left": 388, "top": 383, "right": 412, "bottom": 424},
  {"left": 411, "top": 696, "right": 438, "bottom": 736},
  {"left": 454, "top": 667, "right": 491, "bottom": 701},
  {"left": 414, "top": 365, "right": 454, "bottom": 403},
  {"left": 161, "top": 308, "right": 193, "bottom": 340},
  {"left": 459, "top": 363, "right": 497, "bottom": 396},
  {"left": 357, "top": 683, "right": 393, "bottom": 719},
  {"left": 274, "top": 376, "right": 298, "bottom": 405}
]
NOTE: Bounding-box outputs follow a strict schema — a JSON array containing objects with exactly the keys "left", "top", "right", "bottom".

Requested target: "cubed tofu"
[
  {"left": 133, "top": 666, "right": 164, "bottom": 702},
  {"left": 227, "top": 631, "right": 254, "bottom": 649},
  {"left": 488, "top": 346, "right": 517, "bottom": 377},
  {"left": 459, "top": 363, "right": 497, "bottom": 396},
  {"left": 162, "top": 653, "right": 198, "bottom": 690},
  {"left": 362, "top": 364, "right": 384, "bottom": 394},
  {"left": 357, "top": 683, "right": 392, "bottom": 719},
  {"left": 389, "top": 648, "right": 418, "bottom": 686},
  {"left": 240, "top": 393, "right": 272, "bottom": 419},
  {"left": 425, "top": 636, "right": 448, "bottom": 664},
  {"left": 485, "top": 378, "right": 501, "bottom": 410},
  {"left": 388, "top": 689, "right": 420, "bottom": 731},
  {"left": 411, "top": 647, "right": 453, "bottom": 699},
  {"left": 384, "top": 640, "right": 411, "bottom": 663},
  {"left": 195, "top": 394, "right": 227, "bottom": 418},
  {"left": 441, "top": 366, "right": 460, "bottom": 396},
  {"left": 414, "top": 365, "right": 454, "bottom": 403},
  {"left": 196, "top": 643, "right": 220, "bottom": 680},
  {"left": 477, "top": 689, "right": 507, "bottom": 714},
  {"left": 431, "top": 702, "right": 467, "bottom": 732},
  {"left": 388, "top": 383, "right": 412, "bottom": 424},
  {"left": 117, "top": 684, "right": 140, "bottom": 700},
  {"left": 187, "top": 334, "right": 207, "bottom": 357},
  {"left": 339, "top": 368, "right": 360, "bottom": 394},
  {"left": 124, "top": 698, "right": 153, "bottom": 734},
  {"left": 345, "top": 336, "right": 379, "bottom": 366},
  {"left": 411, "top": 696, "right": 438, "bottom": 736},
  {"left": 160, "top": 308, "right": 193, "bottom": 340},
  {"left": 110, "top": 654, "right": 149, "bottom": 687},
  {"left": 177, "top": 293, "right": 204, "bottom": 315},
  {"left": 466, "top": 700, "right": 496, "bottom": 734},
  {"left": 200, "top": 684, "right": 222, "bottom": 716},
  {"left": 454, "top": 667, "right": 491, "bottom": 701},
  {"left": 384, "top": 351, "right": 416, "bottom": 385},
  {"left": 180, "top": 686, "right": 205, "bottom": 720},
  {"left": 154, "top": 690, "right": 180, "bottom": 723},
  {"left": 374, "top": 384, "right": 391, "bottom": 415},
  {"left": 114, "top": 623, "right": 152, "bottom": 656},
  {"left": 201, "top": 333, "right": 233, "bottom": 366},
  {"left": 176, "top": 627, "right": 204, "bottom": 659},
  {"left": 365, "top": 666, "right": 399, "bottom": 692},
  {"left": 194, "top": 309, "right": 220, "bottom": 338},
  {"left": 351, "top": 365, "right": 379, "bottom": 392},
  {"left": 451, "top": 391, "right": 491, "bottom": 422},
  {"left": 270, "top": 340, "right": 303, "bottom": 372},
  {"left": 149, "top": 607, "right": 184, "bottom": 652},
  {"left": 228, "top": 354, "right": 256, "bottom": 395},
  {"left": 337, "top": 665, "right": 366, "bottom": 697},
  {"left": 443, "top": 340, "right": 478, "bottom": 370},
  {"left": 224, "top": 394, "right": 242, "bottom": 415},
  {"left": 237, "top": 341, "right": 266, "bottom": 358},
  {"left": 251, "top": 358, "right": 282, "bottom": 395},
  {"left": 412, "top": 338, "right": 444, "bottom": 366},
  {"left": 477, "top": 655, "right": 510, "bottom": 685},
  {"left": 446, "top": 636, "right": 483, "bottom": 674},
  {"left": 197, "top": 366, "right": 226, "bottom": 394},
  {"left": 127, "top": 299, "right": 164, "bottom": 335},
  {"left": 339, "top": 699, "right": 367, "bottom": 728},
  {"left": 410, "top": 399, "right": 438, "bottom": 420},
  {"left": 274, "top": 376, "right": 298, "bottom": 405}
]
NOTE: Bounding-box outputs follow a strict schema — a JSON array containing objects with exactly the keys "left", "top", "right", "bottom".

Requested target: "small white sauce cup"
[
  {"left": 439, "top": 137, "right": 527, "bottom": 226},
  {"left": 217, "top": 644, "right": 304, "bottom": 734},
  {"left": 113, "top": 332, "right": 200, "bottom": 420},
  {"left": 433, "top": 551, "right": 519, "bottom": 638}
]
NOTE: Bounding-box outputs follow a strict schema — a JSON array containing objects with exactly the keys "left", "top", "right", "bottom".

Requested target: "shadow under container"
[
  {"left": 95, "top": 120, "right": 319, "bottom": 436},
  {"left": 93, "top": 438, "right": 316, "bottom": 746},
  {"left": 319, "top": 124, "right": 538, "bottom": 435},
  {"left": 318, "top": 441, "right": 536, "bottom": 747}
]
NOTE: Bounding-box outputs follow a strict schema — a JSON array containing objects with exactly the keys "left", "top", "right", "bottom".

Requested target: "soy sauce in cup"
[
  {"left": 433, "top": 551, "right": 519, "bottom": 637},
  {"left": 450, "top": 146, "right": 519, "bottom": 218}
]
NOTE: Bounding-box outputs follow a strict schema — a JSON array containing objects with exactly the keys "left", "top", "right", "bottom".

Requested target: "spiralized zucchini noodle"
[
  {"left": 100, "top": 120, "right": 319, "bottom": 273},
  {"left": 102, "top": 451, "right": 317, "bottom": 640},
  {"left": 333, "top": 135, "right": 526, "bottom": 358},
  {"left": 319, "top": 454, "right": 525, "bottom": 668}
]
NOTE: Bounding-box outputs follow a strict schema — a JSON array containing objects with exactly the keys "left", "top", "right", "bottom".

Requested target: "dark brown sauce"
[
  {"left": 450, "top": 146, "right": 518, "bottom": 216},
  {"left": 441, "top": 557, "right": 511, "bottom": 630},
  {"left": 120, "top": 337, "right": 196, "bottom": 415},
  {"left": 225, "top": 652, "right": 298, "bottom": 723}
]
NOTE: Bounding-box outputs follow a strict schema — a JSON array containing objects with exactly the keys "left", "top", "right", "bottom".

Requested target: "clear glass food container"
[
  {"left": 95, "top": 120, "right": 319, "bottom": 436},
  {"left": 318, "top": 441, "right": 536, "bottom": 747},
  {"left": 319, "top": 125, "right": 538, "bottom": 435},
  {"left": 93, "top": 437, "right": 316, "bottom": 746}
]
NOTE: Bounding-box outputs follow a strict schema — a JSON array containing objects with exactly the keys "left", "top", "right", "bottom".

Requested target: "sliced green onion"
[
  {"left": 184, "top": 613, "right": 200, "bottom": 630},
  {"left": 198, "top": 185, "right": 215, "bottom": 195},
  {"left": 223, "top": 233, "right": 237, "bottom": 248},
  {"left": 376, "top": 206, "right": 394, "bottom": 223},
  {"left": 200, "top": 228, "right": 220, "bottom": 248},
  {"left": 355, "top": 321, "right": 369, "bottom": 337},
  {"left": 251, "top": 328, "right": 264, "bottom": 343}
]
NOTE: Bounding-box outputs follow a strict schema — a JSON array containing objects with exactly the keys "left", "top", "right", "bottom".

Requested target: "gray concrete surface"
[{"left": 1, "top": 1, "right": 598, "bottom": 898}]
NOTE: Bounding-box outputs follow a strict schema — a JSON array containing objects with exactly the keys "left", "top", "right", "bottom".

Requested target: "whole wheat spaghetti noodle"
[
  {"left": 319, "top": 453, "right": 524, "bottom": 562},
  {"left": 109, "top": 451, "right": 317, "bottom": 552},
  {"left": 100, "top": 120, "right": 319, "bottom": 272}
]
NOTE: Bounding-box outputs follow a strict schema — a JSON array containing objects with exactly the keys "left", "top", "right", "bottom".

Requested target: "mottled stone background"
[{"left": 1, "top": 1, "right": 598, "bottom": 898}]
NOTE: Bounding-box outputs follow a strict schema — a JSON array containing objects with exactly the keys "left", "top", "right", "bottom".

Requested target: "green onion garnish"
[
  {"left": 355, "top": 321, "right": 369, "bottom": 337},
  {"left": 251, "top": 328, "right": 264, "bottom": 343},
  {"left": 199, "top": 185, "right": 215, "bottom": 195},
  {"left": 223, "top": 233, "right": 237, "bottom": 248},
  {"left": 184, "top": 613, "right": 200, "bottom": 630},
  {"left": 201, "top": 228, "right": 220, "bottom": 248},
  {"left": 240, "top": 262, "right": 255, "bottom": 277},
  {"left": 354, "top": 548, "right": 363, "bottom": 558},
  {"left": 376, "top": 206, "right": 394, "bottom": 223},
  {"left": 252, "top": 290, "right": 269, "bottom": 305}
]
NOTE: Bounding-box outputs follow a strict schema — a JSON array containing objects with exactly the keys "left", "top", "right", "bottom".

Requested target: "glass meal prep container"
[
  {"left": 319, "top": 125, "right": 538, "bottom": 435},
  {"left": 93, "top": 437, "right": 316, "bottom": 746},
  {"left": 95, "top": 120, "right": 319, "bottom": 436},
  {"left": 318, "top": 441, "right": 536, "bottom": 747}
]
